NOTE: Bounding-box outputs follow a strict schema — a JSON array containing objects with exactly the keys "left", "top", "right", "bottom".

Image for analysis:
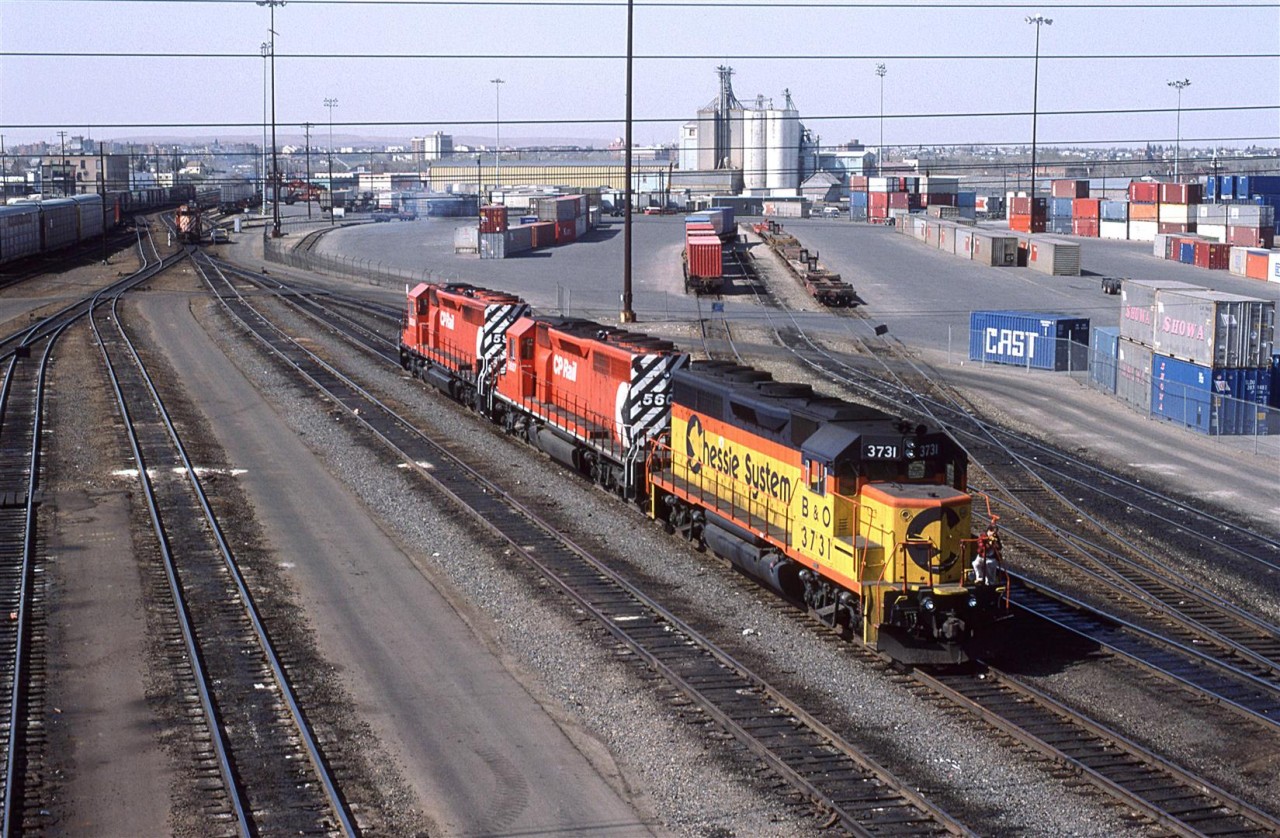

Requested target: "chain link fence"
[{"left": 262, "top": 224, "right": 458, "bottom": 290}]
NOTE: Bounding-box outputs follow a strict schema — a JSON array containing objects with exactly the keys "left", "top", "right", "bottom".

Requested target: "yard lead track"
[
  {"left": 193, "top": 252, "right": 972, "bottom": 836},
  {"left": 91, "top": 289, "right": 356, "bottom": 837}
]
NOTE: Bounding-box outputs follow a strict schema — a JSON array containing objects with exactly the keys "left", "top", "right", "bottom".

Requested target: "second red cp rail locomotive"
[{"left": 400, "top": 281, "right": 1005, "bottom": 663}]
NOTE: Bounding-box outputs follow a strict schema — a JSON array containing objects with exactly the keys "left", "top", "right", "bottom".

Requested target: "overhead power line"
[
  {"left": 47, "top": 0, "right": 1280, "bottom": 8},
  {"left": 6, "top": 50, "right": 1277, "bottom": 61}
]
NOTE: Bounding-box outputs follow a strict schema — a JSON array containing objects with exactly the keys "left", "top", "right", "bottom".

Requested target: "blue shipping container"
[
  {"left": 1220, "top": 175, "right": 1236, "bottom": 201},
  {"left": 1272, "top": 355, "right": 1280, "bottom": 409},
  {"left": 1246, "top": 175, "right": 1280, "bottom": 195},
  {"left": 958, "top": 191, "right": 977, "bottom": 208},
  {"left": 969, "top": 311, "right": 1091, "bottom": 371},
  {"left": 1203, "top": 176, "right": 1218, "bottom": 203},
  {"left": 1049, "top": 197, "right": 1074, "bottom": 218},
  {"left": 850, "top": 191, "right": 869, "bottom": 208},
  {"left": 1100, "top": 200, "right": 1128, "bottom": 221},
  {"left": 1150, "top": 354, "right": 1271, "bottom": 435},
  {"left": 1047, "top": 217, "right": 1073, "bottom": 235},
  {"left": 1179, "top": 242, "right": 1196, "bottom": 264},
  {"left": 1090, "top": 326, "right": 1120, "bottom": 393}
]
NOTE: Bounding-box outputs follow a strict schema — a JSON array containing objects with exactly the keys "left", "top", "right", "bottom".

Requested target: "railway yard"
[{"left": 4, "top": 206, "right": 1280, "bottom": 837}]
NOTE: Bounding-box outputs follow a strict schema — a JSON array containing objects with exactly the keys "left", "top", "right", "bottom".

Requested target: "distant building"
[
  {"left": 412, "top": 132, "right": 454, "bottom": 161},
  {"left": 36, "top": 153, "right": 132, "bottom": 194}
]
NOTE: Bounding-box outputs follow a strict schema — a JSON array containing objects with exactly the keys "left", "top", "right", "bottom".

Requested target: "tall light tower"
[
  {"left": 258, "top": 0, "right": 285, "bottom": 238},
  {"left": 261, "top": 41, "right": 271, "bottom": 216},
  {"left": 325, "top": 97, "right": 338, "bottom": 225},
  {"left": 1168, "top": 78, "right": 1191, "bottom": 180},
  {"left": 490, "top": 78, "right": 505, "bottom": 192},
  {"left": 1025, "top": 14, "right": 1052, "bottom": 208},
  {"left": 875, "top": 63, "right": 887, "bottom": 172}
]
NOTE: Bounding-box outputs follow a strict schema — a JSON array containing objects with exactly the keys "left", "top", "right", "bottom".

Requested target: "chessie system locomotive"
[{"left": 400, "top": 282, "right": 1006, "bottom": 663}]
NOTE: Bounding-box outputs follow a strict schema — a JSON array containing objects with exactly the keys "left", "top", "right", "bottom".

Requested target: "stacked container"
[
  {"left": 1127, "top": 181, "right": 1161, "bottom": 242},
  {"left": 1116, "top": 279, "right": 1275, "bottom": 434},
  {"left": 1071, "top": 198, "right": 1100, "bottom": 238},
  {"left": 1008, "top": 196, "right": 1046, "bottom": 234},
  {"left": 1099, "top": 200, "right": 1129, "bottom": 240}
]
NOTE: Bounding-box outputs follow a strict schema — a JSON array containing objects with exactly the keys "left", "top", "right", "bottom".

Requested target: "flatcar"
[{"left": 400, "top": 283, "right": 1006, "bottom": 663}]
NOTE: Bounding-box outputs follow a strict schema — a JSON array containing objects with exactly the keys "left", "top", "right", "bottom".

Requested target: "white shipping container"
[
  {"left": 574, "top": 214, "right": 587, "bottom": 237},
  {"left": 1129, "top": 220, "right": 1158, "bottom": 242},
  {"left": 1270, "top": 252, "right": 1280, "bottom": 284},
  {"left": 1159, "top": 203, "right": 1194, "bottom": 224},
  {"left": 1153, "top": 288, "right": 1275, "bottom": 367},
  {"left": 479, "top": 231, "right": 506, "bottom": 259},
  {"left": 868, "top": 176, "right": 895, "bottom": 192},
  {"left": 1228, "top": 205, "right": 1276, "bottom": 226},
  {"left": 1153, "top": 233, "right": 1175, "bottom": 258},
  {"left": 970, "top": 231, "right": 1018, "bottom": 266},
  {"left": 1229, "top": 245, "right": 1250, "bottom": 276},
  {"left": 1027, "top": 236, "right": 1081, "bottom": 276},
  {"left": 1099, "top": 220, "right": 1129, "bottom": 240},
  {"left": 453, "top": 225, "right": 479, "bottom": 253},
  {"left": 1195, "top": 204, "right": 1229, "bottom": 223},
  {"left": 1198, "top": 224, "right": 1227, "bottom": 243}
]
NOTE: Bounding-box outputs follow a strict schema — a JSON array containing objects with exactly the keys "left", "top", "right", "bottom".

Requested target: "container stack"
[
  {"left": 851, "top": 176, "right": 974, "bottom": 223},
  {"left": 1113, "top": 278, "right": 1275, "bottom": 435},
  {"left": 1099, "top": 200, "right": 1129, "bottom": 240},
  {"left": 1127, "top": 181, "right": 1161, "bottom": 242},
  {"left": 478, "top": 194, "right": 590, "bottom": 259},
  {"left": 1157, "top": 181, "right": 1201, "bottom": 237},
  {"left": 1008, "top": 196, "right": 1046, "bottom": 234}
]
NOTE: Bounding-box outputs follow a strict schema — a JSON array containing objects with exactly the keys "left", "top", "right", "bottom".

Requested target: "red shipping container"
[
  {"left": 479, "top": 205, "right": 508, "bottom": 233},
  {"left": 1071, "top": 218, "right": 1099, "bottom": 237},
  {"left": 1158, "top": 222, "right": 1195, "bottom": 234},
  {"left": 1129, "top": 202, "right": 1159, "bottom": 221},
  {"left": 1052, "top": 179, "right": 1089, "bottom": 198},
  {"left": 1192, "top": 241, "right": 1230, "bottom": 270},
  {"left": 1010, "top": 196, "right": 1047, "bottom": 216},
  {"left": 1009, "top": 214, "right": 1045, "bottom": 233},
  {"left": 1246, "top": 251, "right": 1271, "bottom": 279},
  {"left": 555, "top": 219, "right": 575, "bottom": 244},
  {"left": 1072, "top": 198, "right": 1100, "bottom": 219},
  {"left": 849, "top": 176, "right": 869, "bottom": 189},
  {"left": 1128, "top": 182, "right": 1160, "bottom": 203},
  {"left": 685, "top": 235, "right": 724, "bottom": 279},
  {"left": 1227, "top": 225, "right": 1276, "bottom": 249},
  {"left": 1159, "top": 182, "right": 1203, "bottom": 204},
  {"left": 869, "top": 192, "right": 890, "bottom": 211},
  {"left": 888, "top": 191, "right": 909, "bottom": 209}
]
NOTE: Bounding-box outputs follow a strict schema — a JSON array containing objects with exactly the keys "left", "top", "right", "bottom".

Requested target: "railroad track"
[
  {"left": 90, "top": 288, "right": 355, "bottom": 836},
  {"left": 193, "top": 252, "right": 973, "bottom": 836}
]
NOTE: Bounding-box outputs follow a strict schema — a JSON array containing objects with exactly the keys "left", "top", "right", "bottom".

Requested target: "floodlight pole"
[
  {"left": 325, "top": 98, "right": 338, "bottom": 224},
  {"left": 875, "top": 63, "right": 887, "bottom": 172},
  {"left": 1168, "top": 78, "right": 1191, "bottom": 180},
  {"left": 258, "top": 0, "right": 286, "bottom": 238},
  {"left": 1026, "top": 14, "right": 1052, "bottom": 208}
]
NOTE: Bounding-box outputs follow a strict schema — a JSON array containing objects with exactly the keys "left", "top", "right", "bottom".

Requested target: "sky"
[{"left": 1, "top": 0, "right": 1277, "bottom": 153}]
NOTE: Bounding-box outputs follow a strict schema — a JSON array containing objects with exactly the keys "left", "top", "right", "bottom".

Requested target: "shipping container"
[
  {"left": 1052, "top": 179, "right": 1089, "bottom": 199},
  {"left": 0, "top": 203, "right": 42, "bottom": 263},
  {"left": 1228, "top": 204, "right": 1276, "bottom": 226},
  {"left": 1152, "top": 288, "right": 1275, "bottom": 367},
  {"left": 1160, "top": 182, "right": 1202, "bottom": 204},
  {"left": 1072, "top": 198, "right": 1100, "bottom": 220},
  {"left": 1227, "top": 226, "right": 1275, "bottom": 249},
  {"left": 1195, "top": 204, "right": 1229, "bottom": 223},
  {"left": 1151, "top": 354, "right": 1271, "bottom": 435},
  {"left": 685, "top": 235, "right": 724, "bottom": 279},
  {"left": 1229, "top": 246, "right": 1251, "bottom": 276},
  {"left": 1129, "top": 202, "right": 1160, "bottom": 222},
  {"left": 1197, "top": 224, "right": 1227, "bottom": 243},
  {"left": 1047, "top": 217, "right": 1073, "bottom": 236},
  {"left": 1159, "top": 203, "right": 1195, "bottom": 224},
  {"left": 453, "top": 225, "right": 479, "bottom": 253},
  {"left": 1246, "top": 249, "right": 1271, "bottom": 280},
  {"left": 1072, "top": 218, "right": 1100, "bottom": 238},
  {"left": 1100, "top": 220, "right": 1129, "bottom": 240},
  {"left": 1027, "top": 236, "right": 1081, "bottom": 275},
  {"left": 1219, "top": 176, "right": 1236, "bottom": 200},
  {"left": 1119, "top": 279, "right": 1204, "bottom": 347},
  {"left": 529, "top": 221, "right": 556, "bottom": 248},
  {"left": 1270, "top": 252, "right": 1280, "bottom": 283},
  {"left": 1129, "top": 220, "right": 1158, "bottom": 242},
  {"left": 479, "top": 231, "right": 507, "bottom": 259},
  {"left": 1193, "top": 241, "right": 1231, "bottom": 270},
  {"left": 1179, "top": 241, "right": 1196, "bottom": 264},
  {"left": 968, "top": 311, "right": 1090, "bottom": 370},
  {"left": 1090, "top": 326, "right": 1120, "bottom": 393},
  {"left": 555, "top": 219, "right": 576, "bottom": 244},
  {"left": 1049, "top": 197, "right": 1074, "bottom": 219},
  {"left": 479, "top": 204, "right": 508, "bottom": 233},
  {"left": 1009, "top": 214, "right": 1046, "bottom": 234},
  {"left": 1100, "top": 200, "right": 1129, "bottom": 222},
  {"left": 1129, "top": 182, "right": 1161, "bottom": 203},
  {"left": 506, "top": 224, "right": 534, "bottom": 255},
  {"left": 971, "top": 231, "right": 1018, "bottom": 266},
  {"left": 1116, "top": 337, "right": 1154, "bottom": 412}
]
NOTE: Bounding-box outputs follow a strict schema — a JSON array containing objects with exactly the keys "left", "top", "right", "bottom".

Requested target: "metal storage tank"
[
  {"left": 0, "top": 204, "right": 42, "bottom": 264},
  {"left": 743, "top": 109, "right": 767, "bottom": 191},
  {"left": 968, "top": 311, "right": 1091, "bottom": 371},
  {"left": 765, "top": 98, "right": 801, "bottom": 192}
]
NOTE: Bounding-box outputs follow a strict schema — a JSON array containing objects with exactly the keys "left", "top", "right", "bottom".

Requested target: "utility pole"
[
  {"left": 620, "top": 0, "right": 635, "bottom": 323},
  {"left": 325, "top": 98, "right": 337, "bottom": 224},
  {"left": 261, "top": 41, "right": 271, "bottom": 217},
  {"left": 100, "top": 143, "right": 108, "bottom": 263},
  {"left": 257, "top": 0, "right": 286, "bottom": 238},
  {"left": 304, "top": 121, "right": 312, "bottom": 219},
  {"left": 490, "top": 78, "right": 505, "bottom": 192},
  {"left": 58, "top": 130, "right": 68, "bottom": 194}
]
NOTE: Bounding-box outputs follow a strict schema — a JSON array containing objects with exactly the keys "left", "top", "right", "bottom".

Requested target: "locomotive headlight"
[
  {"left": 967, "top": 595, "right": 978, "bottom": 608},
  {"left": 904, "top": 438, "right": 917, "bottom": 458},
  {"left": 920, "top": 595, "right": 936, "bottom": 612}
]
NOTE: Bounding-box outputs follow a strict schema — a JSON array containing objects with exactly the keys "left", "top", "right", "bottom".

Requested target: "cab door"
[{"left": 498, "top": 318, "right": 537, "bottom": 402}]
